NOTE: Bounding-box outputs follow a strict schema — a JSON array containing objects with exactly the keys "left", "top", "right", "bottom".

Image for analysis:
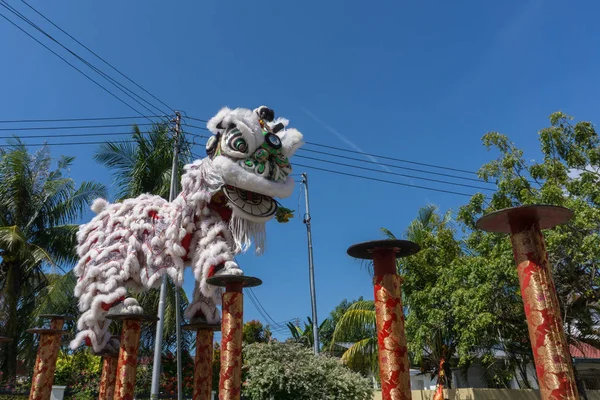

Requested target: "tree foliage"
[
  {"left": 0, "top": 141, "right": 106, "bottom": 381},
  {"left": 456, "top": 111, "right": 600, "bottom": 387},
  {"left": 243, "top": 320, "right": 272, "bottom": 344},
  {"left": 242, "top": 342, "right": 373, "bottom": 400}
]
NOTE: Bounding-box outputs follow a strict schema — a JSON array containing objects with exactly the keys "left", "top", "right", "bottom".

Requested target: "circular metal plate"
[
  {"left": 0, "top": 336, "right": 14, "bottom": 343},
  {"left": 476, "top": 205, "right": 573, "bottom": 234},
  {"left": 182, "top": 318, "right": 221, "bottom": 332},
  {"left": 105, "top": 313, "right": 159, "bottom": 322},
  {"left": 26, "top": 329, "right": 69, "bottom": 335},
  {"left": 206, "top": 275, "right": 263, "bottom": 288},
  {"left": 347, "top": 240, "right": 421, "bottom": 260},
  {"left": 39, "top": 314, "right": 75, "bottom": 321}
]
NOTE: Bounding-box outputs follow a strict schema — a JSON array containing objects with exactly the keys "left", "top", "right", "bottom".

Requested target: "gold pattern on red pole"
[
  {"left": 374, "top": 274, "right": 411, "bottom": 400},
  {"left": 219, "top": 292, "right": 243, "bottom": 400},
  {"left": 29, "top": 318, "right": 65, "bottom": 400},
  {"left": 113, "top": 320, "right": 142, "bottom": 400},
  {"left": 99, "top": 354, "right": 119, "bottom": 400},
  {"left": 193, "top": 330, "right": 214, "bottom": 400},
  {"left": 511, "top": 227, "right": 579, "bottom": 400}
]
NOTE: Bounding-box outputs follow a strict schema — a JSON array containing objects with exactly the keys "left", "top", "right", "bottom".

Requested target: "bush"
[{"left": 243, "top": 342, "right": 373, "bottom": 400}]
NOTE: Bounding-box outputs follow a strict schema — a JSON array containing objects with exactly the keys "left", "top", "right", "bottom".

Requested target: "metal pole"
[
  {"left": 301, "top": 173, "right": 320, "bottom": 354},
  {"left": 151, "top": 112, "right": 182, "bottom": 399}
]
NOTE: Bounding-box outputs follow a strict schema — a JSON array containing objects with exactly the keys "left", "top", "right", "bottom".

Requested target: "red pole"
[
  {"left": 220, "top": 282, "right": 243, "bottom": 400},
  {"left": 28, "top": 315, "right": 71, "bottom": 400},
  {"left": 97, "top": 344, "right": 119, "bottom": 400},
  {"left": 107, "top": 314, "right": 157, "bottom": 400},
  {"left": 477, "top": 205, "right": 579, "bottom": 400},
  {"left": 348, "top": 240, "right": 420, "bottom": 400},
  {"left": 183, "top": 319, "right": 220, "bottom": 400},
  {"left": 206, "top": 275, "right": 262, "bottom": 400}
]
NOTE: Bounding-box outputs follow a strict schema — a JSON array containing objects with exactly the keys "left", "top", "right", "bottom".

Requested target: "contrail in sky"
[{"left": 301, "top": 107, "right": 395, "bottom": 175}]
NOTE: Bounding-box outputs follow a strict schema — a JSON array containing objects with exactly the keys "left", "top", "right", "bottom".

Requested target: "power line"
[
  {"left": 0, "top": 115, "right": 170, "bottom": 124},
  {"left": 0, "top": 6, "right": 150, "bottom": 120},
  {"left": 297, "top": 148, "right": 495, "bottom": 185},
  {"left": 19, "top": 0, "right": 175, "bottom": 114},
  {"left": 182, "top": 124, "right": 210, "bottom": 132},
  {"left": 246, "top": 293, "right": 290, "bottom": 333},
  {"left": 0, "top": 1, "right": 167, "bottom": 118},
  {"left": 304, "top": 141, "right": 480, "bottom": 175},
  {"left": 181, "top": 116, "right": 208, "bottom": 123},
  {"left": 0, "top": 123, "right": 156, "bottom": 131},
  {"left": 294, "top": 163, "right": 480, "bottom": 198},
  {"left": 180, "top": 116, "right": 482, "bottom": 176},
  {"left": 0, "top": 131, "right": 148, "bottom": 140},
  {"left": 295, "top": 154, "right": 496, "bottom": 192},
  {"left": 0, "top": 140, "right": 139, "bottom": 147}
]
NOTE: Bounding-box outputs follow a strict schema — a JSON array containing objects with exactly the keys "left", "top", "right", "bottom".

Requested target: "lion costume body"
[{"left": 70, "top": 106, "right": 304, "bottom": 353}]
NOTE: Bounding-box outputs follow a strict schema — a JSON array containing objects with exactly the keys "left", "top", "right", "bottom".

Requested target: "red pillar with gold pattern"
[
  {"left": 476, "top": 205, "right": 579, "bottom": 400},
  {"left": 28, "top": 315, "right": 72, "bottom": 400},
  {"left": 96, "top": 336, "right": 121, "bottom": 400},
  {"left": 347, "top": 240, "right": 420, "bottom": 400},
  {"left": 182, "top": 319, "right": 220, "bottom": 400},
  {"left": 106, "top": 314, "right": 158, "bottom": 400},
  {"left": 206, "top": 275, "right": 262, "bottom": 400}
]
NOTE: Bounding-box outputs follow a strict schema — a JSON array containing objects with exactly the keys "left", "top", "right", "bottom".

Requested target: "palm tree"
[
  {"left": 330, "top": 301, "right": 378, "bottom": 378},
  {"left": 286, "top": 317, "right": 329, "bottom": 350},
  {"left": 0, "top": 141, "right": 106, "bottom": 381},
  {"left": 93, "top": 122, "right": 194, "bottom": 351}
]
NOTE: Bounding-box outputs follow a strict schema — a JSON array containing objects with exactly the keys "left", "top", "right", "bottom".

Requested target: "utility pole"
[
  {"left": 151, "top": 112, "right": 182, "bottom": 399},
  {"left": 301, "top": 173, "right": 320, "bottom": 354}
]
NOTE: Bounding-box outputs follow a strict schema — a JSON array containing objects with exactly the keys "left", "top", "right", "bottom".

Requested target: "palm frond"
[{"left": 340, "top": 337, "right": 378, "bottom": 374}]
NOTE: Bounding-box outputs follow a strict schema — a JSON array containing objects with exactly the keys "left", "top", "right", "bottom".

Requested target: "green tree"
[
  {"left": 319, "top": 297, "right": 365, "bottom": 352},
  {"left": 458, "top": 111, "right": 600, "bottom": 387},
  {"left": 243, "top": 320, "right": 272, "bottom": 344},
  {"left": 286, "top": 317, "right": 329, "bottom": 350},
  {"left": 330, "top": 300, "right": 377, "bottom": 377},
  {"left": 384, "top": 205, "right": 464, "bottom": 389},
  {"left": 0, "top": 141, "right": 106, "bottom": 382},
  {"left": 94, "top": 123, "right": 195, "bottom": 353},
  {"left": 243, "top": 342, "right": 373, "bottom": 400}
]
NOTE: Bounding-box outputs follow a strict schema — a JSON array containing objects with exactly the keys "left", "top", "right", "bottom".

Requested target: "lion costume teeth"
[{"left": 70, "top": 106, "right": 304, "bottom": 353}]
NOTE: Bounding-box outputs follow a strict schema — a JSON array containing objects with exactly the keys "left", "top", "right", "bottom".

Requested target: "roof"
[{"left": 570, "top": 341, "right": 600, "bottom": 359}]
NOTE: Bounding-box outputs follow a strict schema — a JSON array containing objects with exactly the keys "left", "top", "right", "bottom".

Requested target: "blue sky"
[{"left": 1, "top": 0, "right": 599, "bottom": 342}]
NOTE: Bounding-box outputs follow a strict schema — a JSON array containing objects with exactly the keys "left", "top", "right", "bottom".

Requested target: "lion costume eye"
[{"left": 225, "top": 128, "right": 249, "bottom": 154}]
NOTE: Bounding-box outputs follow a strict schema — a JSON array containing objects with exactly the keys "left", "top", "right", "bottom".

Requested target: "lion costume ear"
[{"left": 207, "top": 107, "right": 232, "bottom": 135}]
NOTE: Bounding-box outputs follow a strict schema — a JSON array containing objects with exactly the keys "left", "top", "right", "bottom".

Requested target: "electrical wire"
[
  {"left": 0, "top": 123, "right": 156, "bottom": 131},
  {"left": 0, "top": 140, "right": 138, "bottom": 147},
  {"left": 181, "top": 116, "right": 208, "bottom": 123},
  {"left": 295, "top": 154, "right": 496, "bottom": 192},
  {"left": 0, "top": 131, "right": 149, "bottom": 140},
  {"left": 0, "top": 1, "right": 168, "bottom": 118},
  {"left": 304, "top": 140, "right": 479, "bottom": 175},
  {"left": 0, "top": 115, "right": 170, "bottom": 124},
  {"left": 296, "top": 148, "right": 495, "bottom": 185},
  {"left": 0, "top": 7, "right": 151, "bottom": 121},
  {"left": 294, "top": 163, "right": 480, "bottom": 198},
  {"left": 246, "top": 289, "right": 292, "bottom": 333},
  {"left": 0, "top": 122, "right": 491, "bottom": 197},
  {"left": 19, "top": 0, "right": 175, "bottom": 114}
]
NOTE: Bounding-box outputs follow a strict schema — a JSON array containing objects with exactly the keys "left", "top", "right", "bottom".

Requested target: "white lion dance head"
[{"left": 70, "top": 106, "right": 304, "bottom": 353}]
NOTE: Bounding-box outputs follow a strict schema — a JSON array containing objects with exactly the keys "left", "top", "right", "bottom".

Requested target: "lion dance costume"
[{"left": 70, "top": 106, "right": 304, "bottom": 353}]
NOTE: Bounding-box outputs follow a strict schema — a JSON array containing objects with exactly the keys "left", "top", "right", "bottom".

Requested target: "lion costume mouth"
[{"left": 222, "top": 185, "right": 277, "bottom": 220}]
